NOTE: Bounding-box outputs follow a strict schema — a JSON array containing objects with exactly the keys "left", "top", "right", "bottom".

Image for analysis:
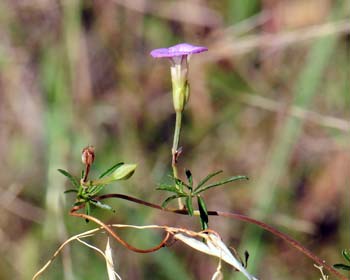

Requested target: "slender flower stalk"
[
  {"left": 171, "top": 111, "right": 182, "bottom": 178},
  {"left": 150, "top": 43, "right": 208, "bottom": 208}
]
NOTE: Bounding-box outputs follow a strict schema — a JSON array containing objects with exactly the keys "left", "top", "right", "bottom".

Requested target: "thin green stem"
[{"left": 171, "top": 111, "right": 183, "bottom": 208}]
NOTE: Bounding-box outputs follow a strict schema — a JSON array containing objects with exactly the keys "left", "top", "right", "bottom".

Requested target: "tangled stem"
[
  {"left": 70, "top": 205, "right": 170, "bottom": 253},
  {"left": 69, "top": 193, "right": 347, "bottom": 280}
]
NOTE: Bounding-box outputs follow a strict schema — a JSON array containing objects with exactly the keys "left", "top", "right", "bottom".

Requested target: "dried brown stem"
[{"left": 69, "top": 205, "right": 170, "bottom": 253}]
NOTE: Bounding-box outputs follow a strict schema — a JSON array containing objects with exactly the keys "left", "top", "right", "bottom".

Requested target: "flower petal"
[{"left": 150, "top": 43, "right": 208, "bottom": 58}]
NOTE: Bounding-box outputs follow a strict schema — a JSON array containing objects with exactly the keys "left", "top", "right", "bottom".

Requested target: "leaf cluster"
[
  {"left": 157, "top": 169, "right": 248, "bottom": 230},
  {"left": 59, "top": 162, "right": 136, "bottom": 220}
]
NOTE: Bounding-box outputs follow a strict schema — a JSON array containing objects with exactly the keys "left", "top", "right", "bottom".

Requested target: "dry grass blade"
[
  {"left": 33, "top": 224, "right": 258, "bottom": 280},
  {"left": 173, "top": 232, "right": 258, "bottom": 280},
  {"left": 104, "top": 237, "right": 119, "bottom": 280},
  {"left": 32, "top": 228, "right": 100, "bottom": 280}
]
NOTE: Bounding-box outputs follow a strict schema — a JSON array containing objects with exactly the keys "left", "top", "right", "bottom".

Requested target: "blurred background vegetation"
[{"left": 0, "top": 0, "right": 349, "bottom": 279}]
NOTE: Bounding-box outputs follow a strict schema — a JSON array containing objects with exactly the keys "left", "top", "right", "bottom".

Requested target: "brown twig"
[
  {"left": 69, "top": 205, "right": 170, "bottom": 253},
  {"left": 71, "top": 193, "right": 347, "bottom": 280}
]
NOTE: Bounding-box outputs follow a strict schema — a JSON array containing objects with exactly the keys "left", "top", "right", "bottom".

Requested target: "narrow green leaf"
[
  {"left": 161, "top": 194, "right": 186, "bottom": 208},
  {"left": 194, "top": 175, "right": 248, "bottom": 194},
  {"left": 90, "top": 200, "right": 115, "bottom": 212},
  {"left": 58, "top": 169, "right": 80, "bottom": 188},
  {"left": 195, "top": 170, "right": 223, "bottom": 191},
  {"left": 162, "top": 195, "right": 179, "bottom": 208},
  {"left": 74, "top": 200, "right": 84, "bottom": 206},
  {"left": 175, "top": 178, "right": 191, "bottom": 191},
  {"left": 185, "top": 169, "right": 193, "bottom": 189},
  {"left": 186, "top": 196, "right": 194, "bottom": 216},
  {"left": 64, "top": 189, "right": 78, "bottom": 194},
  {"left": 156, "top": 183, "right": 181, "bottom": 194},
  {"left": 99, "top": 162, "right": 124, "bottom": 179},
  {"left": 333, "top": 264, "right": 350, "bottom": 271},
  {"left": 342, "top": 249, "right": 350, "bottom": 263},
  {"left": 197, "top": 196, "right": 208, "bottom": 230},
  {"left": 88, "top": 185, "right": 104, "bottom": 196}
]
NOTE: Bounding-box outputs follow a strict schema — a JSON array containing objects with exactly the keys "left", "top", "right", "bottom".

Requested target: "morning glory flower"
[
  {"left": 150, "top": 43, "right": 208, "bottom": 112},
  {"left": 150, "top": 43, "right": 208, "bottom": 60}
]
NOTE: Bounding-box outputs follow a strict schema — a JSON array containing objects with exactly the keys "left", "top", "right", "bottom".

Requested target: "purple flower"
[
  {"left": 150, "top": 43, "right": 208, "bottom": 112},
  {"left": 150, "top": 43, "right": 208, "bottom": 59}
]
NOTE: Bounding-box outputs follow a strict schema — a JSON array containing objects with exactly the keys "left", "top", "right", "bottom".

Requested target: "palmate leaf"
[
  {"left": 58, "top": 169, "right": 80, "bottom": 189},
  {"left": 99, "top": 162, "right": 124, "bottom": 179},
  {"left": 194, "top": 170, "right": 223, "bottom": 191},
  {"left": 194, "top": 175, "right": 248, "bottom": 195}
]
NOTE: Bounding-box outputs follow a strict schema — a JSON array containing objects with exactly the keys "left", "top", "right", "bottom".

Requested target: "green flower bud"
[
  {"left": 111, "top": 163, "right": 137, "bottom": 180},
  {"left": 91, "top": 164, "right": 137, "bottom": 186}
]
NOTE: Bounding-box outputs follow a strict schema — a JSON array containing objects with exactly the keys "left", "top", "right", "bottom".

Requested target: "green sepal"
[
  {"left": 194, "top": 175, "right": 248, "bottom": 195},
  {"left": 64, "top": 189, "right": 78, "bottom": 194},
  {"left": 99, "top": 162, "right": 124, "bottom": 179},
  {"left": 333, "top": 264, "right": 350, "bottom": 271},
  {"left": 195, "top": 170, "right": 223, "bottom": 191},
  {"left": 342, "top": 249, "right": 350, "bottom": 263},
  {"left": 58, "top": 169, "right": 80, "bottom": 189},
  {"left": 90, "top": 200, "right": 115, "bottom": 212},
  {"left": 185, "top": 196, "right": 194, "bottom": 216},
  {"left": 197, "top": 196, "right": 208, "bottom": 230}
]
